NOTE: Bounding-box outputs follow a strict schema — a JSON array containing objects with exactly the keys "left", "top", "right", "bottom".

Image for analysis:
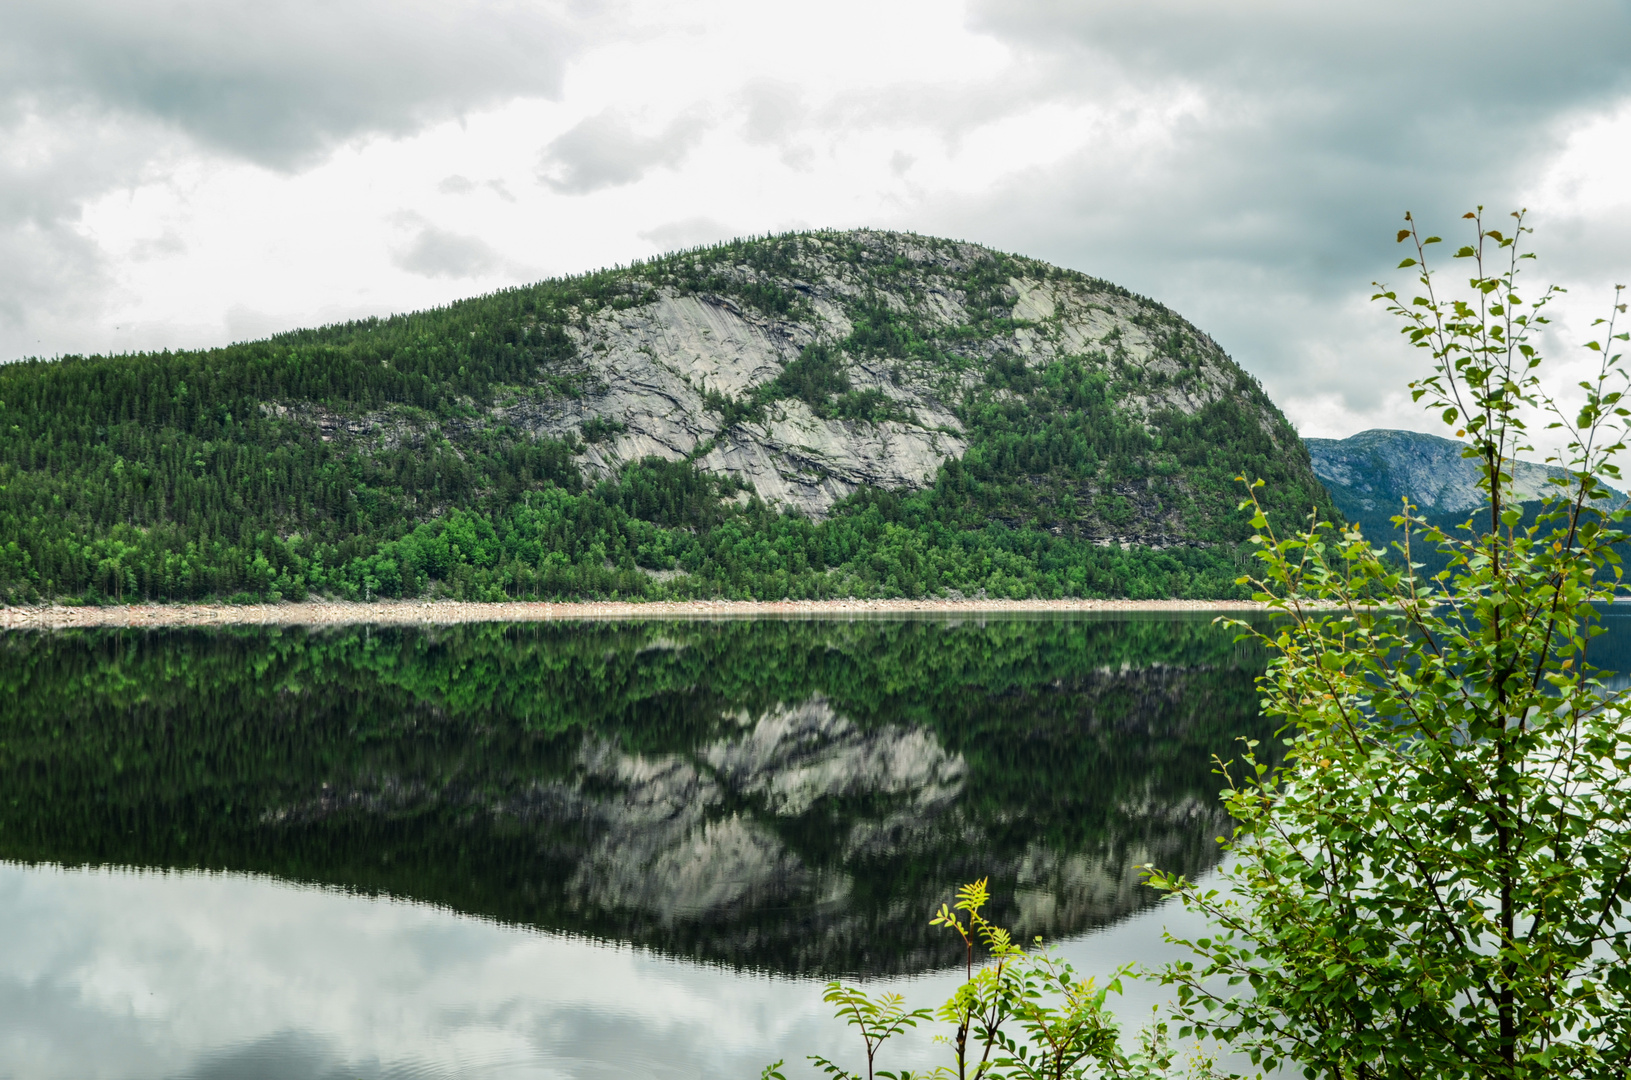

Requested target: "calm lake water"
[{"left": 7, "top": 611, "right": 1623, "bottom": 1079}]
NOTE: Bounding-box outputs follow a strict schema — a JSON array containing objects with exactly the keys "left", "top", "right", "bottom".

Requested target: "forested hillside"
[{"left": 0, "top": 230, "right": 1333, "bottom": 604}]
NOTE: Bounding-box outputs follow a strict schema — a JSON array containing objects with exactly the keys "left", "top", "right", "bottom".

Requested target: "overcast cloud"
[
  {"left": 539, "top": 109, "right": 710, "bottom": 194},
  {"left": 956, "top": 0, "right": 1631, "bottom": 426},
  {"left": 2, "top": 0, "right": 1628, "bottom": 437},
  {"left": 0, "top": 0, "right": 577, "bottom": 167}
]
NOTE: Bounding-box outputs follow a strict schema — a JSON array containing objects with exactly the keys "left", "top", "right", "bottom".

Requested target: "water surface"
[{"left": 1, "top": 614, "right": 1271, "bottom": 1078}]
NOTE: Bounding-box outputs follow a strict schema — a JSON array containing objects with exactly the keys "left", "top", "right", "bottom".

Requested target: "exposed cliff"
[{"left": 490, "top": 230, "right": 1318, "bottom": 531}]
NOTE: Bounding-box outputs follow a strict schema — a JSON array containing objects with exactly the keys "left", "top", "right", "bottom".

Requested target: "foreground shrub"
[{"left": 1149, "top": 212, "right": 1631, "bottom": 1078}]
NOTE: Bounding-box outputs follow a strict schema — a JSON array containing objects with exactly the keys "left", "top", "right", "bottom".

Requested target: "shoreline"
[{"left": 0, "top": 597, "right": 1266, "bottom": 630}]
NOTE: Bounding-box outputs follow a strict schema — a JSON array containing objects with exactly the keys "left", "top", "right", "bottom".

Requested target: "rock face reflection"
[
  {"left": 0, "top": 617, "right": 1268, "bottom": 976},
  {"left": 563, "top": 698, "right": 965, "bottom": 925},
  {"left": 703, "top": 698, "right": 967, "bottom": 817},
  {"left": 565, "top": 727, "right": 837, "bottom": 925}
]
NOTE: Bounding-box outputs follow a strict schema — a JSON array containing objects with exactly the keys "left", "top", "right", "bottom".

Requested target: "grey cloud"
[
  {"left": 0, "top": 0, "right": 580, "bottom": 360},
  {"left": 539, "top": 109, "right": 708, "bottom": 194},
  {"left": 737, "top": 80, "right": 819, "bottom": 170},
  {"left": 965, "top": 0, "right": 1631, "bottom": 276},
  {"left": 0, "top": 223, "right": 108, "bottom": 362},
  {"left": 392, "top": 222, "right": 505, "bottom": 280},
  {"left": 225, "top": 305, "right": 299, "bottom": 344},
  {"left": 130, "top": 231, "right": 187, "bottom": 261},
  {"left": 0, "top": 0, "right": 579, "bottom": 171},
  {"left": 437, "top": 175, "right": 516, "bottom": 202},
  {"left": 976, "top": 0, "right": 1630, "bottom": 102},
  {"left": 943, "top": 0, "right": 1631, "bottom": 432},
  {"left": 780, "top": 64, "right": 1084, "bottom": 152},
  {"left": 1531, "top": 206, "right": 1631, "bottom": 285}
]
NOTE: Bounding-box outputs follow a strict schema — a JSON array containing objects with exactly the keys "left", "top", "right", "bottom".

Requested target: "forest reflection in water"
[{"left": 0, "top": 614, "right": 1272, "bottom": 977}]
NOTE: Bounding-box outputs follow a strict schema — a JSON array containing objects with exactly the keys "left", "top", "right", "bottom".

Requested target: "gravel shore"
[{"left": 0, "top": 597, "right": 1265, "bottom": 630}]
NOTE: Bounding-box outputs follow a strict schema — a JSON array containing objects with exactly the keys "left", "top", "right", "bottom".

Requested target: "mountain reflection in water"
[{"left": 0, "top": 615, "right": 1269, "bottom": 976}]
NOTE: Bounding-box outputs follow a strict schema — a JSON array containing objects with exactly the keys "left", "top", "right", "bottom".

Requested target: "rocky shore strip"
[{"left": 0, "top": 597, "right": 1266, "bottom": 630}]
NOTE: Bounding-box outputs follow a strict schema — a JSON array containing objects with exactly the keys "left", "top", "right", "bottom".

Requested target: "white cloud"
[
  {"left": 393, "top": 223, "right": 506, "bottom": 279},
  {"left": 637, "top": 216, "right": 739, "bottom": 251},
  {"left": 386, "top": 209, "right": 524, "bottom": 281}
]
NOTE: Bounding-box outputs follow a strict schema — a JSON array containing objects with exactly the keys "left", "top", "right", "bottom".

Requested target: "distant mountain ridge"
[{"left": 1305, "top": 429, "right": 1575, "bottom": 522}]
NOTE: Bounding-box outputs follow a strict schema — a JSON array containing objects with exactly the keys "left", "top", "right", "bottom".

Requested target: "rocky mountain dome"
[
  {"left": 0, "top": 228, "right": 1335, "bottom": 602},
  {"left": 474, "top": 228, "right": 1329, "bottom": 541}
]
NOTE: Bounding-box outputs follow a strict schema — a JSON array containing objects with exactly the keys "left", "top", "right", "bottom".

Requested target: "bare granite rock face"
[
  {"left": 693, "top": 403, "right": 965, "bottom": 514},
  {"left": 497, "top": 285, "right": 968, "bottom": 517},
  {"left": 491, "top": 230, "right": 1292, "bottom": 519}
]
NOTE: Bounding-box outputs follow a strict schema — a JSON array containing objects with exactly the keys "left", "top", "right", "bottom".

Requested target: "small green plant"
[
  {"left": 810, "top": 985, "right": 932, "bottom": 1080},
  {"left": 785, "top": 879, "right": 1220, "bottom": 1080}
]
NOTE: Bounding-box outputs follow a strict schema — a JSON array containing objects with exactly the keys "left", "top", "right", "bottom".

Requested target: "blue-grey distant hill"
[
  {"left": 1306, "top": 429, "right": 1624, "bottom": 555},
  {"left": 1306, "top": 429, "right": 1580, "bottom": 521}
]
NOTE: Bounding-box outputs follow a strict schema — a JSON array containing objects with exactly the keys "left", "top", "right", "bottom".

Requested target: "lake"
[{"left": 3, "top": 608, "right": 1540, "bottom": 1079}]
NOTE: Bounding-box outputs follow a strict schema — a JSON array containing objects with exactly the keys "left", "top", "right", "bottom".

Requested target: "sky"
[{"left": 3, "top": 0, "right": 1630, "bottom": 438}]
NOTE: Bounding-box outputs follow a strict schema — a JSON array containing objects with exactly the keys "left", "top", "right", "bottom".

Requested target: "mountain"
[
  {"left": 1306, "top": 428, "right": 1571, "bottom": 521},
  {"left": 1306, "top": 428, "right": 1628, "bottom": 572},
  {"left": 0, "top": 229, "right": 1333, "bottom": 604}
]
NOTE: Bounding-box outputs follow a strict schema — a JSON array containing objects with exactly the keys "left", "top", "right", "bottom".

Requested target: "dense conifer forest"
[{"left": 0, "top": 232, "right": 1333, "bottom": 604}]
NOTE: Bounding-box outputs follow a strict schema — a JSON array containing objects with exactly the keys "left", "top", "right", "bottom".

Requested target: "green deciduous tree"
[{"left": 1147, "top": 211, "right": 1631, "bottom": 1078}]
